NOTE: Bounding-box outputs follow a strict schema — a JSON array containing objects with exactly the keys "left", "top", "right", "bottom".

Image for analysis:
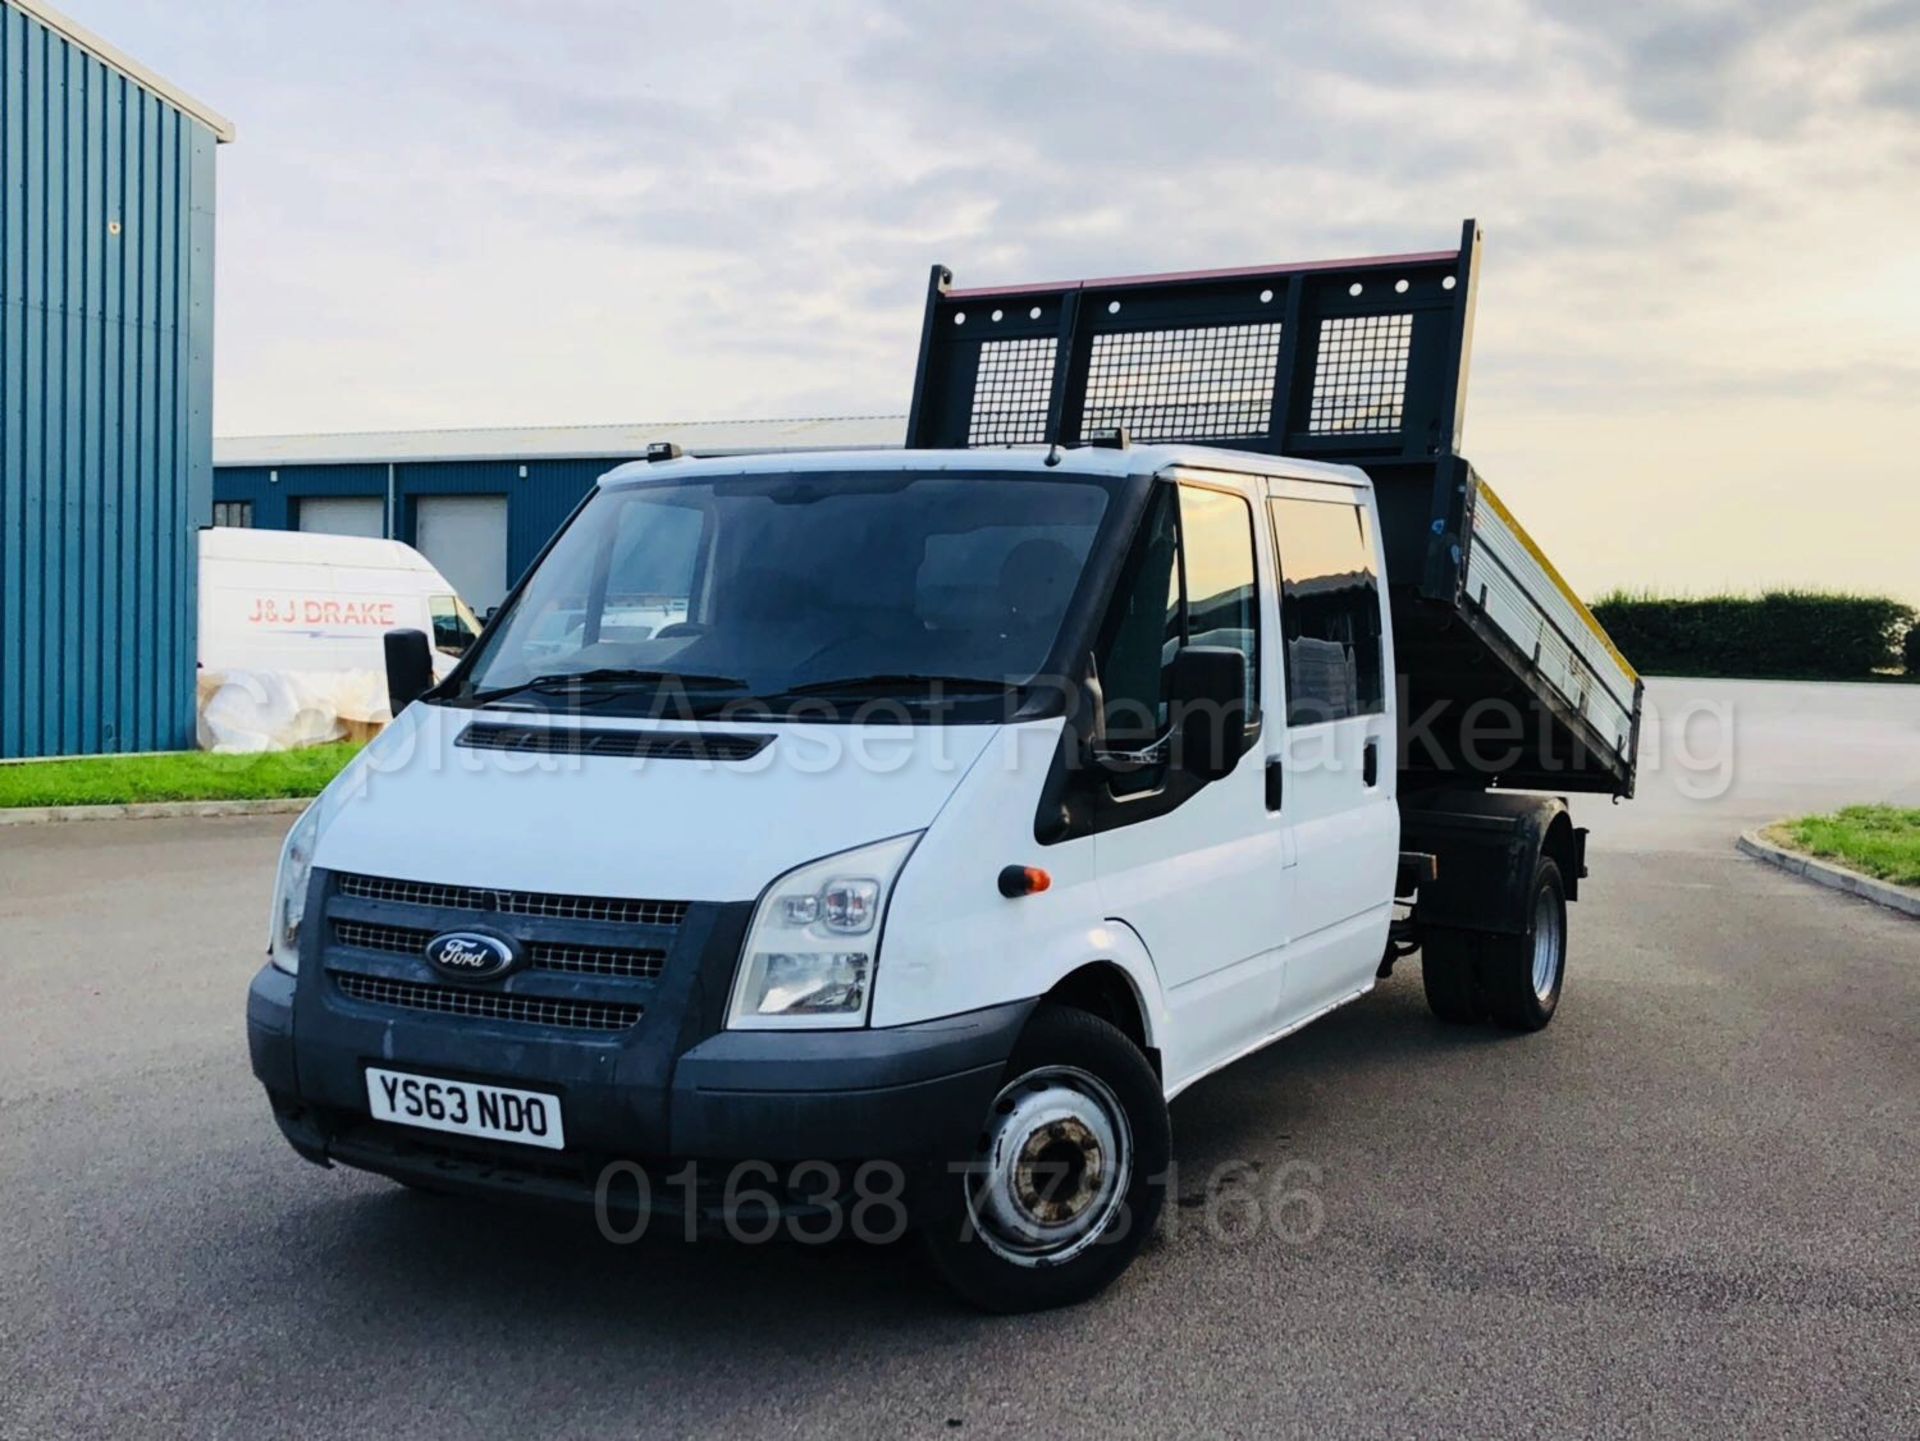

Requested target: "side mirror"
[
  {"left": 1167, "top": 645, "right": 1249, "bottom": 782},
  {"left": 383, "top": 628, "right": 435, "bottom": 717}
]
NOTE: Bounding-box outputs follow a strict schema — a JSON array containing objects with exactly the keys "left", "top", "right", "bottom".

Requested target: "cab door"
[
  {"left": 1089, "top": 476, "right": 1293, "bottom": 1088},
  {"left": 1264, "top": 477, "right": 1398, "bottom": 1022}
]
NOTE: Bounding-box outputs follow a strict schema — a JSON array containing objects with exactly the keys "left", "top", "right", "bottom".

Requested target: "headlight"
[
  {"left": 267, "top": 804, "right": 322, "bottom": 974},
  {"left": 728, "top": 833, "right": 921, "bottom": 1029}
]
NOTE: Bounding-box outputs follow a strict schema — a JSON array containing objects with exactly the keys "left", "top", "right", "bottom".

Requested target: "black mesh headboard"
[{"left": 906, "top": 219, "right": 1480, "bottom": 465}]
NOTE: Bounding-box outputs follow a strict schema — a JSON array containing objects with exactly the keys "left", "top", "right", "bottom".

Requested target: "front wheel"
[{"left": 923, "top": 1004, "right": 1170, "bottom": 1313}]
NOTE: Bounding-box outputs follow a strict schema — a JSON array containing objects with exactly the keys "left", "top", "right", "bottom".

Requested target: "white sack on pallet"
[{"left": 196, "top": 669, "right": 390, "bottom": 754}]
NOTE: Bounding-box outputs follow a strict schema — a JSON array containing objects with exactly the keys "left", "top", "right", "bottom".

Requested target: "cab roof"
[{"left": 597, "top": 443, "right": 1371, "bottom": 491}]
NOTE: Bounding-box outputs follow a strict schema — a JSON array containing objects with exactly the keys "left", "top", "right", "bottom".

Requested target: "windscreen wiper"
[{"left": 467, "top": 667, "right": 749, "bottom": 705}]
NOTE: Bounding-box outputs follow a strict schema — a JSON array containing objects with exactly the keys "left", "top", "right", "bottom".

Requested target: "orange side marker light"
[{"left": 997, "top": 865, "right": 1052, "bottom": 898}]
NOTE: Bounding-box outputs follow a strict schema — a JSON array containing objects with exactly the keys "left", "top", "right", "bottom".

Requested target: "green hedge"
[
  {"left": 1906, "top": 620, "right": 1920, "bottom": 676},
  {"left": 1588, "top": 591, "right": 1917, "bottom": 680}
]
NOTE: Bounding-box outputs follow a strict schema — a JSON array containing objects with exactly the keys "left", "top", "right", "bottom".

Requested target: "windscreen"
[{"left": 458, "top": 469, "right": 1114, "bottom": 719}]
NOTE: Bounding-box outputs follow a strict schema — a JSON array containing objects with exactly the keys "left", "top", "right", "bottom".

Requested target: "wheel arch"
[
  {"left": 1401, "top": 788, "right": 1583, "bottom": 935},
  {"left": 1028, "top": 919, "right": 1166, "bottom": 1076},
  {"left": 1043, "top": 961, "right": 1157, "bottom": 1071},
  {"left": 1540, "top": 807, "right": 1582, "bottom": 901}
]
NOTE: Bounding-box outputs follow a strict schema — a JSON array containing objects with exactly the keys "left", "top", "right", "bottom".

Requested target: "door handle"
[
  {"left": 1362, "top": 738, "right": 1379, "bottom": 788},
  {"left": 1265, "top": 757, "right": 1284, "bottom": 812}
]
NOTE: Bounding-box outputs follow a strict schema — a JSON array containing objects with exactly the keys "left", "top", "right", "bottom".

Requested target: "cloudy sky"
[{"left": 67, "top": 0, "right": 1920, "bottom": 600}]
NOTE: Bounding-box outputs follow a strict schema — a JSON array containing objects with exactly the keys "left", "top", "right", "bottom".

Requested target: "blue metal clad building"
[
  {"left": 212, "top": 417, "right": 905, "bottom": 614},
  {"left": 1, "top": 0, "right": 231, "bottom": 758}
]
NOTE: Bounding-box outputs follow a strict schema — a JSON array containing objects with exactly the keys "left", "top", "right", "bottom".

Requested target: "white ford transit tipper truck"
[{"left": 247, "top": 222, "right": 1641, "bottom": 1311}]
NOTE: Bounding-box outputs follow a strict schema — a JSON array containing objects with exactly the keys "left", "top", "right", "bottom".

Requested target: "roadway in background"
[{"left": 2, "top": 678, "right": 1915, "bottom": 1438}]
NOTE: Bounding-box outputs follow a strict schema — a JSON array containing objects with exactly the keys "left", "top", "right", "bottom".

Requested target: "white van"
[
  {"left": 245, "top": 233, "right": 1640, "bottom": 1310},
  {"left": 200, "top": 528, "right": 481, "bottom": 680}
]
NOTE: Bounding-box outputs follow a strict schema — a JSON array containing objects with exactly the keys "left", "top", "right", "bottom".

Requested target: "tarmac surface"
[{"left": 2, "top": 677, "right": 1915, "bottom": 1437}]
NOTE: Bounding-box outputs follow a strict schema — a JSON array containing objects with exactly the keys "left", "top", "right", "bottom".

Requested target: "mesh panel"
[
  {"left": 331, "top": 918, "right": 665, "bottom": 980},
  {"left": 531, "top": 941, "right": 666, "bottom": 979},
  {"left": 334, "top": 918, "right": 426, "bottom": 956},
  {"left": 335, "top": 873, "right": 686, "bottom": 928},
  {"left": 967, "top": 337, "right": 1057, "bottom": 445},
  {"left": 1081, "top": 324, "right": 1283, "bottom": 441},
  {"left": 332, "top": 972, "right": 643, "bottom": 1032},
  {"left": 1308, "top": 314, "right": 1413, "bottom": 434}
]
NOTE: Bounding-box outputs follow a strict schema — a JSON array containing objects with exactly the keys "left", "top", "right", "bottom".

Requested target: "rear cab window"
[{"left": 1267, "top": 491, "right": 1385, "bottom": 725}]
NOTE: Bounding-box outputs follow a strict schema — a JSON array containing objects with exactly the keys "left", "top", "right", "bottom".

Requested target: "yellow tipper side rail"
[{"left": 1473, "top": 479, "right": 1640, "bottom": 685}]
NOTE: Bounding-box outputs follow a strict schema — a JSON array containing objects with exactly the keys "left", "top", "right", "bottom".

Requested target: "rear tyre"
[
  {"left": 923, "top": 1004, "right": 1170, "bottom": 1313},
  {"left": 1421, "top": 858, "right": 1568, "bottom": 1031},
  {"left": 1480, "top": 858, "right": 1567, "bottom": 1031}
]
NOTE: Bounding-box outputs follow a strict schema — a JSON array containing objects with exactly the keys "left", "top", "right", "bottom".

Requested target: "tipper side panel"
[{"left": 906, "top": 221, "right": 1641, "bottom": 798}]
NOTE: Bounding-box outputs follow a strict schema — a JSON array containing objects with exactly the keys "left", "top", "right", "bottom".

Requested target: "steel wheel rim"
[
  {"left": 1531, "top": 885, "right": 1563, "bottom": 1001},
  {"left": 965, "top": 1064, "right": 1132, "bottom": 1268}
]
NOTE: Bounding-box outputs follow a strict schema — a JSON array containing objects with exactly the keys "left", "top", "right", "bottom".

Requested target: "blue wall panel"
[
  {"left": 214, "top": 462, "right": 390, "bottom": 532},
  {"left": 0, "top": 1, "right": 217, "bottom": 757},
  {"left": 214, "top": 457, "right": 620, "bottom": 600}
]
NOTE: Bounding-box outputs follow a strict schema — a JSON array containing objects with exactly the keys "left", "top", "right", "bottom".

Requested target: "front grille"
[
  {"left": 530, "top": 940, "right": 665, "bottom": 979},
  {"left": 335, "top": 872, "right": 686, "bottom": 929},
  {"left": 332, "top": 918, "right": 664, "bottom": 980},
  {"left": 332, "top": 972, "right": 644, "bottom": 1032}
]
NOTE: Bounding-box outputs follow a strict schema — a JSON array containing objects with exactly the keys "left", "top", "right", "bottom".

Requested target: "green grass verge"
[
  {"left": 1768, "top": 805, "right": 1920, "bottom": 888},
  {"left": 0, "top": 743, "right": 363, "bottom": 809}
]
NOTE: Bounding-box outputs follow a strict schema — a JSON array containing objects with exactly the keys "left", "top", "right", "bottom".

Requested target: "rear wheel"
[
  {"left": 1482, "top": 858, "right": 1567, "bottom": 1030},
  {"left": 1420, "top": 857, "right": 1568, "bottom": 1031},
  {"left": 923, "top": 1004, "right": 1169, "bottom": 1313}
]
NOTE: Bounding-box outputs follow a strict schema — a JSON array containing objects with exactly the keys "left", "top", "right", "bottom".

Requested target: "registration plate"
[{"left": 365, "top": 1068, "right": 566, "bottom": 1151}]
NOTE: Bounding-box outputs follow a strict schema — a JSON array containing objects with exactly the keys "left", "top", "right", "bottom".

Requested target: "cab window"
[
  {"left": 1180, "top": 485, "right": 1260, "bottom": 707},
  {"left": 1096, "top": 481, "right": 1259, "bottom": 789},
  {"left": 428, "top": 594, "right": 482, "bottom": 657},
  {"left": 1268, "top": 495, "right": 1384, "bottom": 724}
]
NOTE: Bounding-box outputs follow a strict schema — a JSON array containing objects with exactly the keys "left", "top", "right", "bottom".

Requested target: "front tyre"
[{"left": 923, "top": 1004, "right": 1170, "bottom": 1313}]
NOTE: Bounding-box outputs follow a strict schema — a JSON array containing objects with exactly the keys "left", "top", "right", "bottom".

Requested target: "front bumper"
[{"left": 248, "top": 960, "right": 1031, "bottom": 1209}]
